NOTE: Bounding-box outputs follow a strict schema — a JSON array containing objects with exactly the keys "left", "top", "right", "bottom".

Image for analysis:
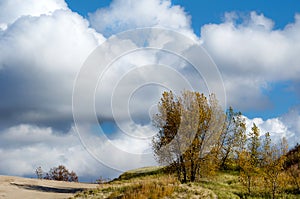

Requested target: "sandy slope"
[{"left": 0, "top": 175, "right": 98, "bottom": 199}]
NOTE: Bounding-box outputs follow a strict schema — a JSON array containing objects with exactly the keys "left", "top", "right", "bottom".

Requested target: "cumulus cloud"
[
  {"left": 245, "top": 107, "right": 300, "bottom": 147},
  {"left": 0, "top": 0, "right": 200, "bottom": 130},
  {"left": 0, "top": 0, "right": 299, "bottom": 180},
  {"left": 201, "top": 12, "right": 300, "bottom": 111},
  {"left": 0, "top": 0, "right": 67, "bottom": 30},
  {"left": 0, "top": 123, "right": 157, "bottom": 181},
  {"left": 89, "top": 0, "right": 195, "bottom": 39},
  {"left": 0, "top": 7, "right": 104, "bottom": 129},
  {"left": 0, "top": 124, "right": 96, "bottom": 178},
  {"left": 0, "top": 0, "right": 201, "bottom": 179}
]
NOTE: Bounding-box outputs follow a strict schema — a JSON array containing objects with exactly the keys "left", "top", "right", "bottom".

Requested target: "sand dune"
[{"left": 0, "top": 175, "right": 97, "bottom": 199}]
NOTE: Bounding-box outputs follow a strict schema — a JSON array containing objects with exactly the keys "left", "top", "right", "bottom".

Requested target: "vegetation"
[
  {"left": 239, "top": 123, "right": 261, "bottom": 195},
  {"left": 44, "top": 165, "right": 78, "bottom": 182},
  {"left": 152, "top": 90, "right": 225, "bottom": 183},
  {"left": 261, "top": 133, "right": 288, "bottom": 198},
  {"left": 71, "top": 90, "right": 300, "bottom": 198},
  {"left": 70, "top": 166, "right": 300, "bottom": 199},
  {"left": 35, "top": 166, "right": 43, "bottom": 179},
  {"left": 71, "top": 166, "right": 179, "bottom": 199},
  {"left": 285, "top": 144, "right": 300, "bottom": 193},
  {"left": 218, "top": 107, "right": 247, "bottom": 170}
]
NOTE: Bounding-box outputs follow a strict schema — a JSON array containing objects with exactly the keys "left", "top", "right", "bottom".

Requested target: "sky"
[{"left": 0, "top": 0, "right": 299, "bottom": 182}]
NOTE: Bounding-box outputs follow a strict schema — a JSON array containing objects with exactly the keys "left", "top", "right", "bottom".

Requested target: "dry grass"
[
  {"left": 108, "top": 175, "right": 177, "bottom": 199},
  {"left": 72, "top": 174, "right": 178, "bottom": 199},
  {"left": 71, "top": 168, "right": 300, "bottom": 199}
]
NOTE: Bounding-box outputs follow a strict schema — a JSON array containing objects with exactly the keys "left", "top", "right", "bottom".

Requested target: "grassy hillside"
[{"left": 70, "top": 166, "right": 300, "bottom": 199}]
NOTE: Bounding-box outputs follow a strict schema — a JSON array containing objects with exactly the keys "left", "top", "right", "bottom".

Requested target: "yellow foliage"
[{"left": 152, "top": 90, "right": 225, "bottom": 182}]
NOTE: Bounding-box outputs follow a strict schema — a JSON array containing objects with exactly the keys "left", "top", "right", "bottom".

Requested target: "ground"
[
  {"left": 1, "top": 167, "right": 300, "bottom": 199},
  {"left": 0, "top": 175, "right": 97, "bottom": 199}
]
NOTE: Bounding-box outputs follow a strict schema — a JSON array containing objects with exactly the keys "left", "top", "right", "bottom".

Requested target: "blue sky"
[
  {"left": 66, "top": 0, "right": 299, "bottom": 33},
  {"left": 0, "top": 0, "right": 299, "bottom": 181}
]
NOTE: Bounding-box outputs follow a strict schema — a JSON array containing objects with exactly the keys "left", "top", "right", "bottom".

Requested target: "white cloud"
[
  {"left": 201, "top": 12, "right": 300, "bottom": 110},
  {"left": 93, "top": 48, "right": 201, "bottom": 121},
  {"left": 244, "top": 107, "right": 300, "bottom": 147},
  {"left": 0, "top": 0, "right": 67, "bottom": 30},
  {"left": 0, "top": 123, "right": 157, "bottom": 180},
  {"left": 0, "top": 0, "right": 299, "bottom": 181},
  {"left": 0, "top": 0, "right": 200, "bottom": 129},
  {"left": 0, "top": 124, "right": 93, "bottom": 177},
  {"left": 0, "top": 8, "right": 105, "bottom": 127},
  {"left": 89, "top": 0, "right": 195, "bottom": 39},
  {"left": 248, "top": 12, "right": 274, "bottom": 30},
  {"left": 109, "top": 122, "right": 156, "bottom": 153},
  {"left": 0, "top": 0, "right": 200, "bottom": 179},
  {"left": 0, "top": 9, "right": 103, "bottom": 72}
]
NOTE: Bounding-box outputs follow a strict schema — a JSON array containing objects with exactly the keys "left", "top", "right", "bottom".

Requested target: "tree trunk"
[
  {"left": 176, "top": 162, "right": 181, "bottom": 182},
  {"left": 190, "top": 155, "right": 195, "bottom": 182},
  {"left": 272, "top": 180, "right": 276, "bottom": 199},
  {"left": 220, "top": 151, "right": 230, "bottom": 169},
  {"left": 180, "top": 155, "right": 187, "bottom": 183},
  {"left": 247, "top": 176, "right": 251, "bottom": 194}
]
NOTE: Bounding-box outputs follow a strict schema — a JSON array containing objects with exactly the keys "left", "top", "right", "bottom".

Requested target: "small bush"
[
  {"left": 44, "top": 165, "right": 78, "bottom": 182},
  {"left": 35, "top": 166, "right": 43, "bottom": 179}
]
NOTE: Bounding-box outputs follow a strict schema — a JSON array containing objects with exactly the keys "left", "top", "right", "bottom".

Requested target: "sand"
[{"left": 0, "top": 175, "right": 98, "bottom": 199}]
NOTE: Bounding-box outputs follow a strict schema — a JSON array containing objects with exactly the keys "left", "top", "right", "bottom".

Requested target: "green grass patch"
[{"left": 116, "top": 166, "right": 166, "bottom": 181}]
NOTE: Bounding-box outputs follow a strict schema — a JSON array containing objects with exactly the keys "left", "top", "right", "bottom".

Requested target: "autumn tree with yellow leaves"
[
  {"left": 151, "top": 89, "right": 299, "bottom": 198},
  {"left": 239, "top": 123, "right": 261, "bottom": 194},
  {"left": 152, "top": 90, "right": 225, "bottom": 182},
  {"left": 261, "top": 132, "right": 288, "bottom": 199},
  {"left": 239, "top": 125, "right": 289, "bottom": 198}
]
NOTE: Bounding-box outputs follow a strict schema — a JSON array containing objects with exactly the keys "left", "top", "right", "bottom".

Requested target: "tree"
[
  {"left": 285, "top": 144, "right": 300, "bottom": 192},
  {"left": 152, "top": 91, "right": 183, "bottom": 181},
  {"left": 239, "top": 150, "right": 257, "bottom": 195},
  {"left": 261, "top": 134, "right": 288, "bottom": 198},
  {"left": 96, "top": 176, "right": 111, "bottom": 184},
  {"left": 152, "top": 90, "right": 225, "bottom": 182},
  {"left": 35, "top": 166, "right": 43, "bottom": 179},
  {"left": 218, "top": 107, "right": 246, "bottom": 169},
  {"left": 69, "top": 171, "right": 79, "bottom": 182},
  {"left": 248, "top": 123, "right": 261, "bottom": 166},
  {"left": 44, "top": 165, "right": 78, "bottom": 182},
  {"left": 239, "top": 123, "right": 261, "bottom": 195}
]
